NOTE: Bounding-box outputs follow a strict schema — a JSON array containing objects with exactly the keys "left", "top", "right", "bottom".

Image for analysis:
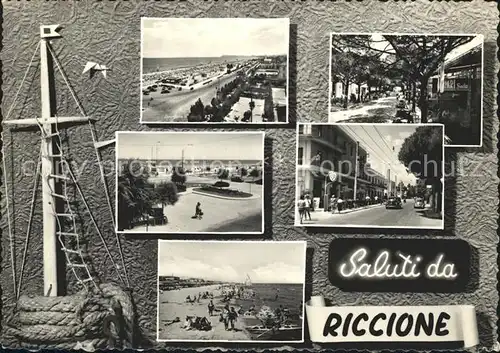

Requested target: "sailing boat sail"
[
  {"left": 2, "top": 25, "right": 136, "bottom": 350},
  {"left": 244, "top": 274, "right": 252, "bottom": 287}
]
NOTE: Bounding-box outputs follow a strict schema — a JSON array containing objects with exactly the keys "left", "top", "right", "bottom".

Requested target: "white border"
[
  {"left": 139, "top": 17, "right": 290, "bottom": 125},
  {"left": 294, "top": 122, "right": 446, "bottom": 230},
  {"left": 327, "top": 32, "right": 484, "bottom": 148},
  {"left": 156, "top": 239, "right": 307, "bottom": 343},
  {"left": 115, "top": 131, "right": 265, "bottom": 235}
]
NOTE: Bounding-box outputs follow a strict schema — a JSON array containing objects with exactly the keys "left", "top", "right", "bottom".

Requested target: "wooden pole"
[{"left": 40, "top": 36, "right": 58, "bottom": 297}]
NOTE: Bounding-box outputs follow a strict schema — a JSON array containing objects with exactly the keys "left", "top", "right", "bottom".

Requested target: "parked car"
[
  {"left": 386, "top": 196, "right": 403, "bottom": 209},
  {"left": 414, "top": 197, "right": 425, "bottom": 209}
]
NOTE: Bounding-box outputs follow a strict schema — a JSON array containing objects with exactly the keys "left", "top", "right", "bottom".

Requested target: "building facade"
[{"left": 297, "top": 125, "right": 388, "bottom": 209}]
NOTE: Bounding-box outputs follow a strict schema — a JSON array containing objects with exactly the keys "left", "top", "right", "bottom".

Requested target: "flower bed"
[{"left": 193, "top": 185, "right": 253, "bottom": 198}]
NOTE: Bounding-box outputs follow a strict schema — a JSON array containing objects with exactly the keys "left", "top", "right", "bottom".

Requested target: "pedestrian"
[
  {"left": 222, "top": 304, "right": 230, "bottom": 330},
  {"left": 337, "top": 196, "right": 344, "bottom": 214},
  {"left": 228, "top": 307, "right": 238, "bottom": 331},
  {"left": 330, "top": 196, "right": 337, "bottom": 214},
  {"left": 297, "top": 196, "right": 306, "bottom": 223},
  {"left": 208, "top": 300, "right": 215, "bottom": 316},
  {"left": 304, "top": 196, "right": 312, "bottom": 220},
  {"left": 194, "top": 202, "right": 203, "bottom": 219}
]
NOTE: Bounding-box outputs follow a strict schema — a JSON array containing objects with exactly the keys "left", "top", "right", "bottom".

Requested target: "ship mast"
[{"left": 5, "top": 25, "right": 90, "bottom": 296}]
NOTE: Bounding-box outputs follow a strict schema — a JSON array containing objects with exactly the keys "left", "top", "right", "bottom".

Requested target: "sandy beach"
[{"left": 158, "top": 284, "right": 251, "bottom": 341}]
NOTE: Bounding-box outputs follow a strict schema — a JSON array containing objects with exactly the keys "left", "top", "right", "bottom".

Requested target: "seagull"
[{"left": 82, "top": 61, "right": 110, "bottom": 79}]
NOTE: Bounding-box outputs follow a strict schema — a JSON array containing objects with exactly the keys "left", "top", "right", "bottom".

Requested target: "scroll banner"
[{"left": 306, "top": 296, "right": 479, "bottom": 348}]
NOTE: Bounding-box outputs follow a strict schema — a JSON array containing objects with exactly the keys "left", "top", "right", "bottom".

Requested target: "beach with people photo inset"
[
  {"left": 116, "top": 131, "right": 264, "bottom": 234},
  {"left": 157, "top": 240, "right": 306, "bottom": 343},
  {"left": 329, "top": 33, "right": 483, "bottom": 147},
  {"left": 141, "top": 18, "right": 289, "bottom": 124},
  {"left": 296, "top": 123, "right": 444, "bottom": 229}
]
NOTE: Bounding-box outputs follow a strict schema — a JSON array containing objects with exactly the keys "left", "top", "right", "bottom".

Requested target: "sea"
[
  {"left": 143, "top": 56, "right": 256, "bottom": 74},
  {"left": 233, "top": 283, "right": 303, "bottom": 315}
]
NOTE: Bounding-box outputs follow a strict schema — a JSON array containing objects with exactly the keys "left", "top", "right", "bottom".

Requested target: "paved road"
[
  {"left": 127, "top": 180, "right": 263, "bottom": 233},
  {"left": 306, "top": 199, "right": 442, "bottom": 228},
  {"left": 329, "top": 97, "right": 397, "bottom": 123},
  {"left": 142, "top": 71, "right": 241, "bottom": 122}
]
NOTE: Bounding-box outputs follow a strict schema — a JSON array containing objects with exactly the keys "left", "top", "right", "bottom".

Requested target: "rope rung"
[
  {"left": 61, "top": 247, "right": 81, "bottom": 254},
  {"left": 54, "top": 213, "right": 75, "bottom": 218},
  {"left": 42, "top": 132, "right": 61, "bottom": 139},
  {"left": 69, "top": 263, "right": 87, "bottom": 268},
  {"left": 51, "top": 192, "right": 68, "bottom": 200},
  {"left": 49, "top": 174, "right": 71, "bottom": 181},
  {"left": 56, "top": 231, "right": 78, "bottom": 236},
  {"left": 43, "top": 154, "right": 63, "bottom": 158}
]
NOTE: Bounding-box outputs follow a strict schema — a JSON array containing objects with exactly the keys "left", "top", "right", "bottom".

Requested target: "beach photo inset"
[
  {"left": 296, "top": 123, "right": 444, "bottom": 229},
  {"left": 329, "top": 33, "right": 483, "bottom": 147},
  {"left": 141, "top": 18, "right": 289, "bottom": 124},
  {"left": 116, "top": 131, "right": 264, "bottom": 234},
  {"left": 157, "top": 240, "right": 306, "bottom": 342}
]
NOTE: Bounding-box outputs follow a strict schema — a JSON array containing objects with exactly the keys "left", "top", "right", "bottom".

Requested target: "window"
[
  {"left": 298, "top": 125, "right": 304, "bottom": 134},
  {"left": 298, "top": 147, "right": 303, "bottom": 165}
]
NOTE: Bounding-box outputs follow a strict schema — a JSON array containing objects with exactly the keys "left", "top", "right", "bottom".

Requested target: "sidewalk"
[{"left": 298, "top": 203, "right": 384, "bottom": 224}]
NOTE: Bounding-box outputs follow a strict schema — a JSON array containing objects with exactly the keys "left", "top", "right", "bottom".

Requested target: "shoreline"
[{"left": 158, "top": 282, "right": 303, "bottom": 341}]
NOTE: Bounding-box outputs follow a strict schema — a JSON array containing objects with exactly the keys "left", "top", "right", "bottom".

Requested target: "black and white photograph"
[
  {"left": 116, "top": 132, "right": 264, "bottom": 234},
  {"left": 329, "top": 33, "right": 483, "bottom": 147},
  {"left": 157, "top": 240, "right": 306, "bottom": 342},
  {"left": 296, "top": 123, "right": 444, "bottom": 229},
  {"left": 141, "top": 18, "right": 289, "bottom": 124}
]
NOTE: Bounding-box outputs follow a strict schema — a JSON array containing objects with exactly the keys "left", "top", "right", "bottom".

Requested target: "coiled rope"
[{"left": 3, "top": 283, "right": 135, "bottom": 350}]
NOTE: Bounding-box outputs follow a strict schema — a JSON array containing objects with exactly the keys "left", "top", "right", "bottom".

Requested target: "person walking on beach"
[
  {"left": 208, "top": 300, "right": 215, "bottom": 316},
  {"left": 228, "top": 307, "right": 238, "bottom": 331},
  {"left": 222, "top": 304, "right": 230, "bottom": 330},
  {"left": 275, "top": 288, "right": 280, "bottom": 301}
]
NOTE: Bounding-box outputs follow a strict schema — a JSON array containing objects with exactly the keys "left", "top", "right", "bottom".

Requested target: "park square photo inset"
[
  {"left": 329, "top": 33, "right": 483, "bottom": 147},
  {"left": 115, "top": 131, "right": 264, "bottom": 234},
  {"left": 141, "top": 18, "right": 289, "bottom": 124}
]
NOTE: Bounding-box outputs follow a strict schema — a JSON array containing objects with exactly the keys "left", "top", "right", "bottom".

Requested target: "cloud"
[
  {"left": 250, "top": 262, "right": 304, "bottom": 284},
  {"left": 159, "top": 256, "right": 242, "bottom": 282}
]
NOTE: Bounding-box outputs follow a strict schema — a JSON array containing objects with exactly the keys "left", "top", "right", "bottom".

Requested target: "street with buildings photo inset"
[
  {"left": 329, "top": 33, "right": 483, "bottom": 147},
  {"left": 141, "top": 18, "right": 289, "bottom": 124},
  {"left": 296, "top": 123, "right": 444, "bottom": 229},
  {"left": 115, "top": 131, "right": 264, "bottom": 234},
  {"left": 157, "top": 240, "right": 306, "bottom": 343}
]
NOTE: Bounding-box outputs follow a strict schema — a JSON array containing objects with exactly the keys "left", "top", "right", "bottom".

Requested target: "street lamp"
[{"left": 181, "top": 144, "right": 193, "bottom": 169}]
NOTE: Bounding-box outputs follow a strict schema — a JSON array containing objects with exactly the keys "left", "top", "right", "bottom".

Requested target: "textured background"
[{"left": 1, "top": 0, "right": 498, "bottom": 350}]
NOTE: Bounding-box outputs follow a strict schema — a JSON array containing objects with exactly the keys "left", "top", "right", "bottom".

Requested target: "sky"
[
  {"left": 158, "top": 241, "right": 306, "bottom": 284},
  {"left": 339, "top": 125, "right": 436, "bottom": 186},
  {"left": 366, "top": 34, "right": 482, "bottom": 63},
  {"left": 142, "top": 18, "right": 289, "bottom": 58},
  {"left": 117, "top": 132, "right": 263, "bottom": 161}
]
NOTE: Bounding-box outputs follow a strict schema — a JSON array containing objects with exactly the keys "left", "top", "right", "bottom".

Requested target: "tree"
[
  {"left": 398, "top": 126, "right": 443, "bottom": 214},
  {"left": 117, "top": 161, "right": 155, "bottom": 230},
  {"left": 171, "top": 166, "right": 187, "bottom": 192},
  {"left": 249, "top": 168, "right": 261, "bottom": 178},
  {"left": 383, "top": 35, "right": 475, "bottom": 122},
  {"left": 154, "top": 181, "right": 179, "bottom": 208}
]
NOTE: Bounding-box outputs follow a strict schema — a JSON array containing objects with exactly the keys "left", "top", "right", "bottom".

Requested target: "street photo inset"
[
  {"left": 157, "top": 240, "right": 306, "bottom": 343},
  {"left": 116, "top": 131, "right": 264, "bottom": 234},
  {"left": 296, "top": 123, "right": 444, "bottom": 229},
  {"left": 329, "top": 34, "right": 483, "bottom": 147},
  {"left": 141, "top": 18, "right": 289, "bottom": 124}
]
